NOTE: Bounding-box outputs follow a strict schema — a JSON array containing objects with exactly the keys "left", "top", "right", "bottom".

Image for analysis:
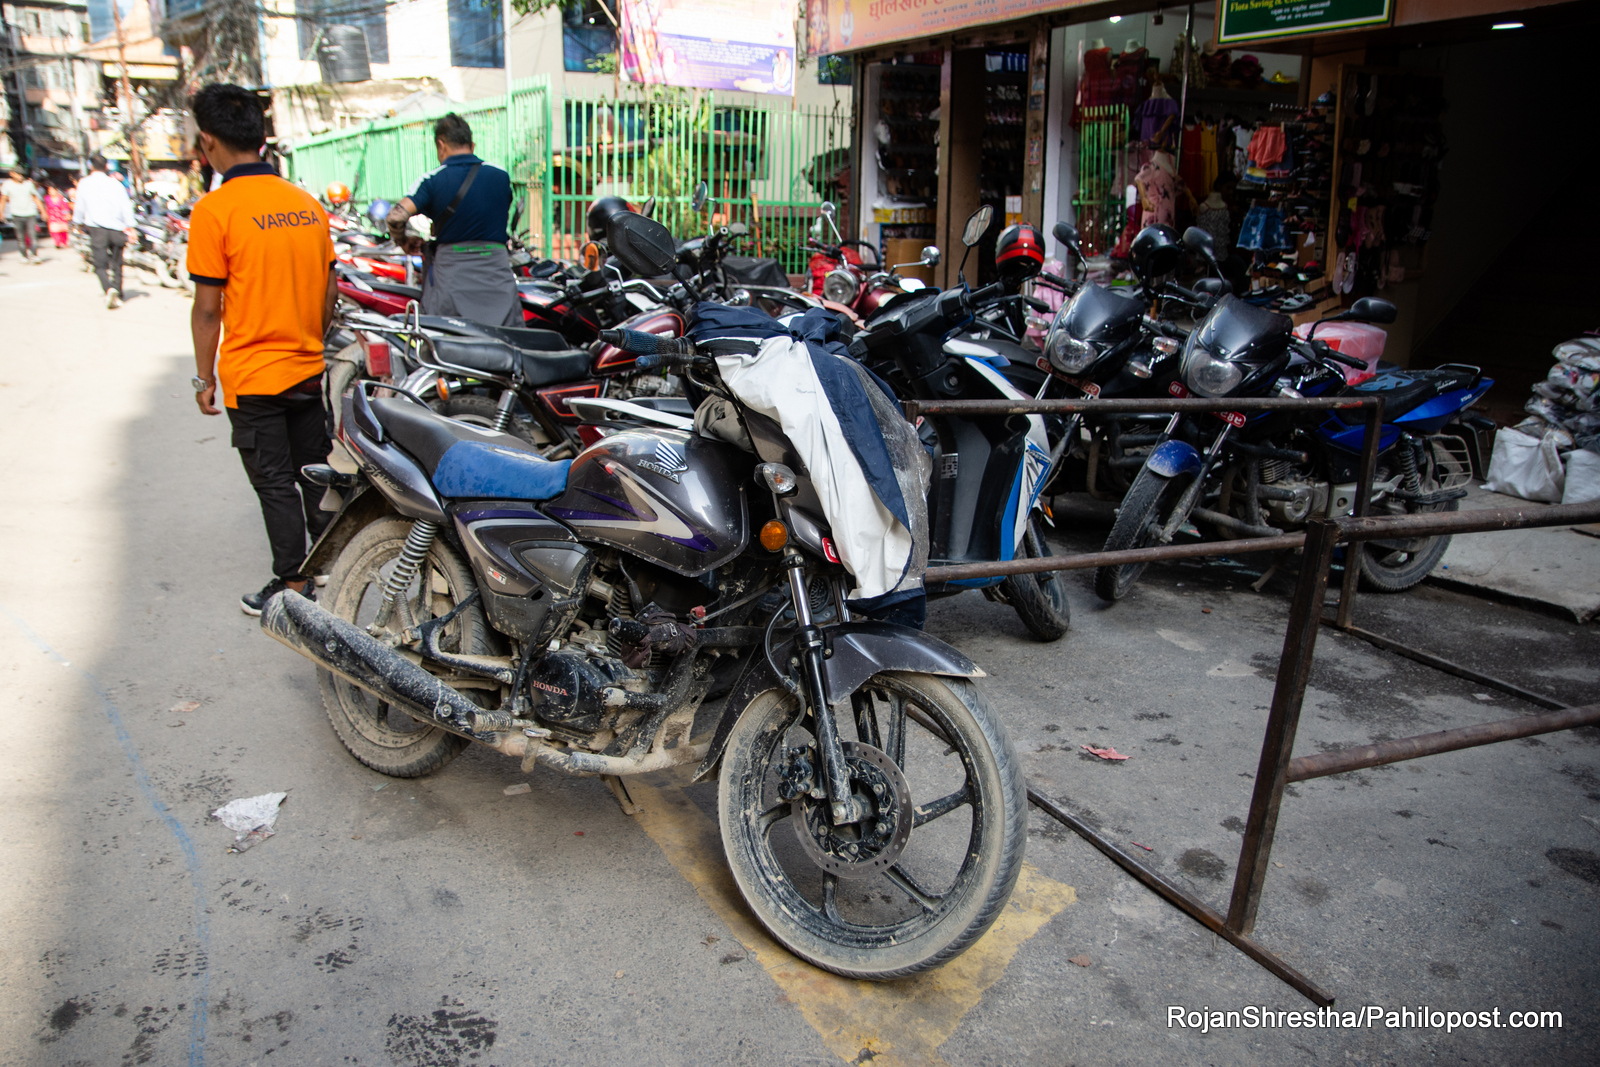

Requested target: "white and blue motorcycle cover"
[{"left": 688, "top": 304, "right": 931, "bottom": 606}]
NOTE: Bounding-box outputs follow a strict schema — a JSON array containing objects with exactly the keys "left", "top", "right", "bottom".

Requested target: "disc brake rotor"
[{"left": 792, "top": 741, "right": 914, "bottom": 880}]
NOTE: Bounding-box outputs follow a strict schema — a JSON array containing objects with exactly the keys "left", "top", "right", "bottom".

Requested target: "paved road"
[{"left": 2, "top": 247, "right": 1597, "bottom": 1066}]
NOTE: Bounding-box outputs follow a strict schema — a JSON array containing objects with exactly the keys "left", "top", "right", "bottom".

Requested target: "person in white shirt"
[
  {"left": 0, "top": 168, "right": 45, "bottom": 263},
  {"left": 71, "top": 156, "right": 136, "bottom": 308}
]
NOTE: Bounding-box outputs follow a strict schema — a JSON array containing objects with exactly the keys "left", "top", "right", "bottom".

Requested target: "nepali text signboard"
[
  {"left": 620, "top": 0, "right": 796, "bottom": 96},
  {"left": 1217, "top": 0, "right": 1393, "bottom": 45},
  {"left": 806, "top": 0, "right": 1096, "bottom": 56}
]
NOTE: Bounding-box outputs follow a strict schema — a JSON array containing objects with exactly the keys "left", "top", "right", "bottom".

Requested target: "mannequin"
[
  {"left": 1123, "top": 39, "right": 1143, "bottom": 54},
  {"left": 1089, "top": 38, "right": 1106, "bottom": 49}
]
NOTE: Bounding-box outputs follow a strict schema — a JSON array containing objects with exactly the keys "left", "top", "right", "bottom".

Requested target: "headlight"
[
  {"left": 1182, "top": 345, "right": 1244, "bottom": 397},
  {"left": 1046, "top": 330, "right": 1098, "bottom": 374},
  {"left": 822, "top": 268, "right": 858, "bottom": 305}
]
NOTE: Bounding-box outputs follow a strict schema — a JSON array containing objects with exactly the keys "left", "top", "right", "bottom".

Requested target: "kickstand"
[
  {"left": 1250, "top": 549, "right": 1297, "bottom": 593},
  {"left": 603, "top": 775, "right": 640, "bottom": 816}
]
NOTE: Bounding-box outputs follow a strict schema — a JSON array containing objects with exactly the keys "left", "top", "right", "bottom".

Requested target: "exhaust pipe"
[
  {"left": 260, "top": 591, "right": 496, "bottom": 738},
  {"left": 262, "top": 591, "right": 708, "bottom": 776}
]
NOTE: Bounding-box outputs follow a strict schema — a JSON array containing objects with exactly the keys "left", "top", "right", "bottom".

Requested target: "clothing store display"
[
  {"left": 1111, "top": 46, "right": 1149, "bottom": 106},
  {"left": 1237, "top": 204, "right": 1287, "bottom": 251},
  {"left": 1196, "top": 193, "right": 1231, "bottom": 250},
  {"left": 1135, "top": 156, "right": 1177, "bottom": 228},
  {"left": 1247, "top": 126, "right": 1286, "bottom": 168},
  {"left": 1135, "top": 93, "right": 1180, "bottom": 149}
]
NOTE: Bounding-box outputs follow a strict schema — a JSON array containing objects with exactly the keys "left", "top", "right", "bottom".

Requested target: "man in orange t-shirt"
[{"left": 187, "top": 83, "right": 339, "bottom": 615}]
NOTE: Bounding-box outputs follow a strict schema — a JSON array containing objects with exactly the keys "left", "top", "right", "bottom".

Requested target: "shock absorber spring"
[
  {"left": 1397, "top": 434, "right": 1421, "bottom": 495},
  {"left": 372, "top": 519, "right": 440, "bottom": 630}
]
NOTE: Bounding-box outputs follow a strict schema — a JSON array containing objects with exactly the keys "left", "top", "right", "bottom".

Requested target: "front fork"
[
  {"left": 1158, "top": 423, "right": 1234, "bottom": 542},
  {"left": 784, "top": 550, "right": 864, "bottom": 826}
]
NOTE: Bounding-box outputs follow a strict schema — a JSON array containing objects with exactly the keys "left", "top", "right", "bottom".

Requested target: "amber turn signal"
[
  {"left": 759, "top": 520, "right": 788, "bottom": 551},
  {"left": 436, "top": 378, "right": 451, "bottom": 400}
]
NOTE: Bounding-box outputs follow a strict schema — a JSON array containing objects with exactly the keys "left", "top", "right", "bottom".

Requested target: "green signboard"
[{"left": 1218, "top": 0, "right": 1392, "bottom": 44}]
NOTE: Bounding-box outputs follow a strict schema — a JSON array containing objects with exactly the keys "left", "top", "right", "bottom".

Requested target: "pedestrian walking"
[
  {"left": 72, "top": 156, "right": 135, "bottom": 307},
  {"left": 385, "top": 113, "right": 522, "bottom": 327},
  {"left": 44, "top": 184, "right": 72, "bottom": 248},
  {"left": 1, "top": 168, "right": 45, "bottom": 263},
  {"left": 185, "top": 83, "right": 339, "bottom": 616}
]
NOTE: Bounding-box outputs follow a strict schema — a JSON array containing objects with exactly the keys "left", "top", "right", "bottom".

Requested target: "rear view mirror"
[
  {"left": 962, "top": 205, "right": 994, "bottom": 247},
  {"left": 509, "top": 197, "right": 524, "bottom": 235},
  {"left": 640, "top": 195, "right": 655, "bottom": 219},
  {"left": 819, "top": 201, "right": 836, "bottom": 222},
  {"left": 920, "top": 245, "right": 940, "bottom": 267},
  {"left": 1182, "top": 225, "right": 1217, "bottom": 261},
  {"left": 1193, "top": 277, "right": 1231, "bottom": 297},
  {"left": 1052, "top": 222, "right": 1081, "bottom": 251},
  {"left": 1347, "top": 296, "right": 1397, "bottom": 324},
  {"left": 690, "top": 181, "right": 709, "bottom": 213},
  {"left": 818, "top": 200, "right": 843, "bottom": 244},
  {"left": 606, "top": 211, "right": 678, "bottom": 277},
  {"left": 727, "top": 221, "right": 748, "bottom": 238}
]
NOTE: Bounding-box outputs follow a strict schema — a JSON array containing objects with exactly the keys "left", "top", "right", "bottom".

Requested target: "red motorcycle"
[{"left": 806, "top": 200, "right": 935, "bottom": 321}]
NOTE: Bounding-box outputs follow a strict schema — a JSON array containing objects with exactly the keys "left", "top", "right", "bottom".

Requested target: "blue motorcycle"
[{"left": 1095, "top": 229, "right": 1491, "bottom": 601}]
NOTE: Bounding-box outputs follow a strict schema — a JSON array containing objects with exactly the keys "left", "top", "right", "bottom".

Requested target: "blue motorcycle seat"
[
  {"left": 431, "top": 440, "right": 571, "bottom": 500},
  {"left": 370, "top": 398, "right": 570, "bottom": 499},
  {"left": 1336, "top": 367, "right": 1480, "bottom": 424}
]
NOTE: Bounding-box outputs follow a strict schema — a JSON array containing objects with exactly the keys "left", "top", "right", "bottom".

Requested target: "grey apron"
[{"left": 421, "top": 242, "right": 524, "bottom": 327}]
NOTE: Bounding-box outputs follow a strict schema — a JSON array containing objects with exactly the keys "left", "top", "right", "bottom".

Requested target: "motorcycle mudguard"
[
  {"left": 300, "top": 481, "right": 394, "bottom": 578},
  {"left": 1146, "top": 440, "right": 1203, "bottom": 478},
  {"left": 690, "top": 620, "right": 984, "bottom": 783}
]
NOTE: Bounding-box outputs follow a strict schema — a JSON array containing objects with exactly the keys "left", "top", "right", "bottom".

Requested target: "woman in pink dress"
[{"left": 44, "top": 185, "right": 71, "bottom": 247}]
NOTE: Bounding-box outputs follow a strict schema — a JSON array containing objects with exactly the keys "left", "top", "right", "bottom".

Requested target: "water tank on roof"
[{"left": 319, "top": 25, "right": 372, "bottom": 84}]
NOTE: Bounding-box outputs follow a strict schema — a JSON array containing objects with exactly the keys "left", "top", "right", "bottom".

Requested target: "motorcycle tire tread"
[
  {"left": 1094, "top": 467, "right": 1189, "bottom": 602},
  {"left": 1001, "top": 516, "right": 1071, "bottom": 641},
  {"left": 717, "top": 672, "right": 1026, "bottom": 980}
]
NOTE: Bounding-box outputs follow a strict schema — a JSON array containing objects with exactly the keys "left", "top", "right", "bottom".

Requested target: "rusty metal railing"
[{"left": 903, "top": 393, "right": 1600, "bottom": 1004}]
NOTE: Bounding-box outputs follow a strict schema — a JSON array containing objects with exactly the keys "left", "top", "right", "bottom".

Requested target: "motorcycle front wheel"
[
  {"left": 718, "top": 671, "right": 1025, "bottom": 980},
  {"left": 1094, "top": 466, "right": 1194, "bottom": 602},
  {"left": 1001, "top": 515, "right": 1071, "bottom": 640}
]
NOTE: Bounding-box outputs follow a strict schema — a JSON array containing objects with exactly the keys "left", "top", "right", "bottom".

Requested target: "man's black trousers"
[
  {"left": 227, "top": 383, "right": 332, "bottom": 580},
  {"left": 88, "top": 225, "right": 126, "bottom": 295}
]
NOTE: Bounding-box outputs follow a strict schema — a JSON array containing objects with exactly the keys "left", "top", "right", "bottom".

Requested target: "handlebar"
[{"left": 1315, "top": 343, "right": 1368, "bottom": 370}]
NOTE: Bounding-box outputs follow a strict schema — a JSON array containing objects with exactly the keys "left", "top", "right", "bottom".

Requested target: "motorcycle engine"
[
  {"left": 524, "top": 647, "right": 643, "bottom": 735},
  {"left": 1259, "top": 459, "right": 1329, "bottom": 527}
]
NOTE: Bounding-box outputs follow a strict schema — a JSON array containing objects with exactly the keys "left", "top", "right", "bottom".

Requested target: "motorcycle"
[
  {"left": 262, "top": 205, "right": 1024, "bottom": 980},
  {"left": 807, "top": 199, "right": 930, "bottom": 320},
  {"left": 1094, "top": 227, "right": 1490, "bottom": 601},
  {"left": 847, "top": 206, "right": 1070, "bottom": 640}
]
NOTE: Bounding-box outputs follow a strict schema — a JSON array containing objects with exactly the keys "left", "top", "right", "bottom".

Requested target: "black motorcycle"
[
  {"left": 1095, "top": 229, "right": 1488, "bottom": 600},
  {"left": 262, "top": 207, "right": 1024, "bottom": 980}
]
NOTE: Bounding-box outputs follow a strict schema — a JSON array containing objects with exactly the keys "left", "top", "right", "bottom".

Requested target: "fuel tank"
[{"left": 545, "top": 428, "right": 751, "bottom": 576}]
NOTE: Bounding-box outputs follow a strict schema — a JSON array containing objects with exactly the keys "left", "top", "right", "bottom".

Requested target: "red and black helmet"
[{"left": 994, "top": 222, "right": 1045, "bottom": 286}]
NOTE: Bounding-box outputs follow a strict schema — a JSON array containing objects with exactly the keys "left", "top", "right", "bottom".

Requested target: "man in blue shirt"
[{"left": 386, "top": 113, "right": 522, "bottom": 327}]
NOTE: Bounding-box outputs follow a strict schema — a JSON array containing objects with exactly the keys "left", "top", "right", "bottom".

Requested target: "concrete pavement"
[{"left": 1, "top": 244, "right": 1596, "bottom": 1066}]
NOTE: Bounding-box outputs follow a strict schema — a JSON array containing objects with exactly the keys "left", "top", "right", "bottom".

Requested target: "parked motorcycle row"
[
  {"left": 71, "top": 190, "right": 193, "bottom": 290},
  {"left": 257, "top": 180, "right": 1491, "bottom": 983}
]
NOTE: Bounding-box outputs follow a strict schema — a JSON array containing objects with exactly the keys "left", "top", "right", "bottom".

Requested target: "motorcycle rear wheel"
[
  {"left": 437, "top": 392, "right": 547, "bottom": 449},
  {"left": 1001, "top": 515, "right": 1071, "bottom": 640},
  {"left": 317, "top": 517, "right": 487, "bottom": 777},
  {"left": 1355, "top": 446, "right": 1466, "bottom": 593},
  {"left": 718, "top": 671, "right": 1025, "bottom": 979},
  {"left": 1094, "top": 467, "right": 1193, "bottom": 602}
]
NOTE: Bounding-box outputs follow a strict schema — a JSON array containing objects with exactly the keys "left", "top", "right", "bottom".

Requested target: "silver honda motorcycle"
[{"left": 261, "top": 209, "right": 1024, "bottom": 979}]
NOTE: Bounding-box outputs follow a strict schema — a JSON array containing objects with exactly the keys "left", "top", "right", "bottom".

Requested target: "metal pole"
[
  {"left": 111, "top": 0, "right": 143, "bottom": 192},
  {"left": 1226, "top": 516, "right": 1339, "bottom": 936},
  {"left": 1286, "top": 703, "right": 1600, "bottom": 782},
  {"left": 1176, "top": 4, "right": 1193, "bottom": 155},
  {"left": 1336, "top": 397, "right": 1383, "bottom": 629}
]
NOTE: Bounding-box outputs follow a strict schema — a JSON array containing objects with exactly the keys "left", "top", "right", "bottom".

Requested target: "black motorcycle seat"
[
  {"left": 1337, "top": 367, "right": 1480, "bottom": 423},
  {"left": 425, "top": 318, "right": 573, "bottom": 353},
  {"left": 430, "top": 337, "right": 592, "bottom": 387},
  {"left": 369, "top": 398, "right": 570, "bottom": 499}
]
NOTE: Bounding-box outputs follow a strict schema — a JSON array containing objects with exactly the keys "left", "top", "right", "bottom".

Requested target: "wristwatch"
[{"left": 192, "top": 375, "right": 214, "bottom": 392}]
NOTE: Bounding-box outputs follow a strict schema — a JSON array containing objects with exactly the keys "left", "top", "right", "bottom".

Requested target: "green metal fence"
[
  {"left": 1071, "top": 104, "right": 1131, "bottom": 257},
  {"left": 284, "top": 81, "right": 851, "bottom": 275},
  {"left": 551, "top": 91, "right": 852, "bottom": 273},
  {"left": 285, "top": 77, "right": 553, "bottom": 242}
]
